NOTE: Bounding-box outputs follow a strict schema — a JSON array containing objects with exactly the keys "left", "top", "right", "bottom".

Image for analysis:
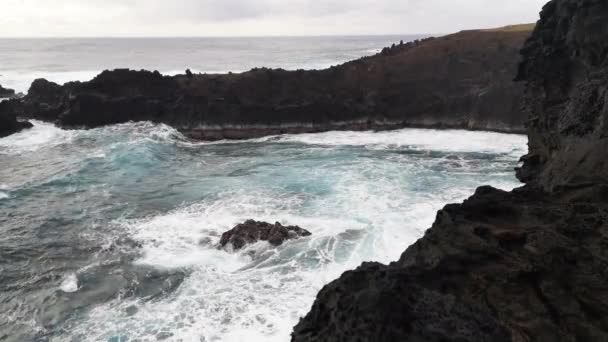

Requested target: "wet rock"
[
  {"left": 0, "top": 100, "right": 33, "bottom": 138},
  {"left": 220, "top": 220, "right": 311, "bottom": 250},
  {"left": 292, "top": 1, "right": 608, "bottom": 341},
  {"left": 293, "top": 186, "right": 608, "bottom": 341},
  {"left": 0, "top": 84, "right": 16, "bottom": 98}
]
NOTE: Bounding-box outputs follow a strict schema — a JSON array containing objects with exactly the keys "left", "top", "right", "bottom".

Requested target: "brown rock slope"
[
  {"left": 5, "top": 27, "right": 532, "bottom": 140},
  {"left": 292, "top": 1, "right": 608, "bottom": 341}
]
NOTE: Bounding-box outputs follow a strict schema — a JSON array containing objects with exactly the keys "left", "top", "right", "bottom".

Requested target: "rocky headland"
[
  {"left": 292, "top": 1, "right": 608, "bottom": 341},
  {"left": 0, "top": 26, "right": 532, "bottom": 140}
]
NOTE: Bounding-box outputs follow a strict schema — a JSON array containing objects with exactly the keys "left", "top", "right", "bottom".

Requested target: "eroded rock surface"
[
  {"left": 292, "top": 1, "right": 608, "bottom": 341},
  {"left": 0, "top": 84, "right": 16, "bottom": 98},
  {"left": 0, "top": 100, "right": 32, "bottom": 138},
  {"left": 220, "top": 220, "right": 311, "bottom": 250}
]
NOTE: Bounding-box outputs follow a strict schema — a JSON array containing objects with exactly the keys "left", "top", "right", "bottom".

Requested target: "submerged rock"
[
  {"left": 220, "top": 220, "right": 312, "bottom": 250},
  {"left": 292, "top": 0, "right": 608, "bottom": 341}
]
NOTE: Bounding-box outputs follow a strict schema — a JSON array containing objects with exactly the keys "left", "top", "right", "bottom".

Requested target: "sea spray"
[{"left": 0, "top": 122, "right": 526, "bottom": 341}]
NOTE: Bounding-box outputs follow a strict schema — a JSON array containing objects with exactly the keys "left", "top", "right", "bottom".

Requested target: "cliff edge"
[{"left": 292, "top": 1, "right": 608, "bottom": 341}]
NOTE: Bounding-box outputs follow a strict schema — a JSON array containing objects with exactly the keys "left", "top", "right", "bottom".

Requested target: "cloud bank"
[{"left": 1, "top": 0, "right": 548, "bottom": 37}]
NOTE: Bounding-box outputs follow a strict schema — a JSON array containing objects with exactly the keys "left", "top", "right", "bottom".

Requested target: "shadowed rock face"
[
  {"left": 220, "top": 220, "right": 311, "bottom": 250},
  {"left": 516, "top": 0, "right": 608, "bottom": 192},
  {"left": 0, "top": 100, "right": 32, "bottom": 138},
  {"left": 5, "top": 27, "right": 531, "bottom": 140},
  {"left": 0, "top": 84, "right": 16, "bottom": 98},
  {"left": 292, "top": 1, "right": 608, "bottom": 341}
]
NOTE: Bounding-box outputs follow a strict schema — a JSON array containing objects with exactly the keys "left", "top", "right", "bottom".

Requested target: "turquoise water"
[{"left": 0, "top": 121, "right": 527, "bottom": 341}]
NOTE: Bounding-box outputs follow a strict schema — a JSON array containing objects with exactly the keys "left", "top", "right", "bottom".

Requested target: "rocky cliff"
[
  {"left": 292, "top": 1, "right": 608, "bottom": 341},
  {"left": 3, "top": 27, "right": 531, "bottom": 140}
]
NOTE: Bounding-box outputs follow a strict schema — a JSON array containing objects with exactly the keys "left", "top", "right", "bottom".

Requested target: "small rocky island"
[
  {"left": 220, "top": 220, "right": 312, "bottom": 250},
  {"left": 0, "top": 25, "right": 532, "bottom": 140},
  {"left": 292, "top": 0, "right": 608, "bottom": 341}
]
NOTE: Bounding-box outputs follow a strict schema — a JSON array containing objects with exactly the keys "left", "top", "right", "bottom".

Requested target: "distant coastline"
[{"left": 1, "top": 25, "right": 532, "bottom": 140}]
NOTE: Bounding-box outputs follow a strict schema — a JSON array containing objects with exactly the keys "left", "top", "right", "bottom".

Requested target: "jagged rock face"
[
  {"left": 292, "top": 1, "right": 608, "bottom": 341},
  {"left": 293, "top": 186, "right": 608, "bottom": 342},
  {"left": 516, "top": 0, "right": 608, "bottom": 191},
  {"left": 219, "top": 220, "right": 311, "bottom": 250},
  {"left": 0, "top": 84, "right": 16, "bottom": 98},
  {"left": 11, "top": 28, "right": 531, "bottom": 139},
  {"left": 0, "top": 100, "right": 33, "bottom": 138}
]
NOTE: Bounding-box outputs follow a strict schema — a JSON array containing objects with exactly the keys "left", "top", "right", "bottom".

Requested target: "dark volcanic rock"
[
  {"left": 293, "top": 186, "right": 608, "bottom": 341},
  {"left": 292, "top": 1, "right": 608, "bottom": 341},
  {"left": 0, "top": 84, "right": 16, "bottom": 98},
  {"left": 13, "top": 27, "right": 532, "bottom": 139},
  {"left": 516, "top": 0, "right": 608, "bottom": 192},
  {"left": 220, "top": 220, "right": 311, "bottom": 250},
  {"left": 0, "top": 100, "right": 33, "bottom": 138}
]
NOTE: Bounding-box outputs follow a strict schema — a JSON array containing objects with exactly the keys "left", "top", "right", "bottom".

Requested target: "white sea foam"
[
  {"left": 27, "top": 124, "right": 526, "bottom": 341},
  {"left": 0, "top": 120, "right": 75, "bottom": 154},
  {"left": 61, "top": 159, "right": 494, "bottom": 341},
  {"left": 60, "top": 273, "right": 79, "bottom": 293},
  {"left": 269, "top": 128, "right": 528, "bottom": 156}
]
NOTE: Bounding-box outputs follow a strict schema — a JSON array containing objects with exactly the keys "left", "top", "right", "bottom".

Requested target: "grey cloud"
[{"left": 0, "top": 0, "right": 548, "bottom": 37}]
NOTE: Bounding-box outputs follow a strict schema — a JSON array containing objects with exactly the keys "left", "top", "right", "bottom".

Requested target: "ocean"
[
  {"left": 0, "top": 36, "right": 423, "bottom": 94},
  {"left": 0, "top": 37, "right": 527, "bottom": 341}
]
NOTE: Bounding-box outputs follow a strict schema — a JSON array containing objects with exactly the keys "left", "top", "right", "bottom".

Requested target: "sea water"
[
  {"left": 0, "top": 36, "right": 424, "bottom": 93},
  {"left": 0, "top": 120, "right": 527, "bottom": 341}
]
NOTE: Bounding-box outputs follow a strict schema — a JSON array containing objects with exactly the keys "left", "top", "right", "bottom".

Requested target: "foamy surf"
[
  {"left": 0, "top": 120, "right": 75, "bottom": 154},
  {"left": 60, "top": 274, "right": 79, "bottom": 293},
  {"left": 0, "top": 120, "right": 526, "bottom": 341}
]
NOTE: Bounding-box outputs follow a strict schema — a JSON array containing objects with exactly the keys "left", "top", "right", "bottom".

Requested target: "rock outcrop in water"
[
  {"left": 0, "top": 84, "right": 16, "bottom": 98},
  {"left": 220, "top": 220, "right": 311, "bottom": 250},
  {"left": 0, "top": 100, "right": 32, "bottom": 138},
  {"left": 292, "top": 1, "right": 608, "bottom": 341},
  {"left": 3, "top": 26, "right": 532, "bottom": 140}
]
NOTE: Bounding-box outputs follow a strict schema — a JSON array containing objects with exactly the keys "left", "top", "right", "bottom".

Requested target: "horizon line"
[{"left": 0, "top": 33, "right": 440, "bottom": 39}]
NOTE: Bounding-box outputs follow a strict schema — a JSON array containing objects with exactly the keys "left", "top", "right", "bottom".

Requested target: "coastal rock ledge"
[{"left": 292, "top": 1, "right": 608, "bottom": 341}]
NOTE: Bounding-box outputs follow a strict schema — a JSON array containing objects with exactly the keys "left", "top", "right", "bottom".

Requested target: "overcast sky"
[{"left": 1, "top": 0, "right": 548, "bottom": 37}]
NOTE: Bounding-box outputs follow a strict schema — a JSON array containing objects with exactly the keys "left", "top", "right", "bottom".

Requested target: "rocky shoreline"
[
  {"left": 0, "top": 26, "right": 531, "bottom": 140},
  {"left": 292, "top": 0, "right": 608, "bottom": 341},
  {"left": 0, "top": 100, "right": 32, "bottom": 138}
]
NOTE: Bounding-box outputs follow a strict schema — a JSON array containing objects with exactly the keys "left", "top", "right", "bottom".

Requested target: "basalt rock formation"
[
  {"left": 0, "top": 100, "right": 32, "bottom": 138},
  {"left": 4, "top": 26, "right": 532, "bottom": 140},
  {"left": 292, "top": 1, "right": 608, "bottom": 341},
  {"left": 220, "top": 220, "right": 311, "bottom": 250},
  {"left": 0, "top": 84, "right": 16, "bottom": 98}
]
